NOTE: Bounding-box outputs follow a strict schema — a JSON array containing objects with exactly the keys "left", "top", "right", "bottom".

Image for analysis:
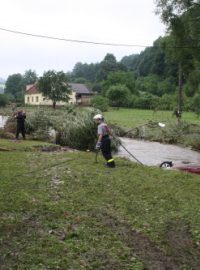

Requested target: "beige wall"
[{"left": 25, "top": 92, "right": 76, "bottom": 106}]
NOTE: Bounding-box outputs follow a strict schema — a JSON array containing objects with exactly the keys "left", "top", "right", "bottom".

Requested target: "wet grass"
[
  {"left": 104, "top": 108, "right": 200, "bottom": 129},
  {"left": 0, "top": 138, "right": 200, "bottom": 269}
]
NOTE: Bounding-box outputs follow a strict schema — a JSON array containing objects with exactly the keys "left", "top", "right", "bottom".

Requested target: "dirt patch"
[
  {"left": 92, "top": 211, "right": 200, "bottom": 270},
  {"left": 164, "top": 220, "right": 200, "bottom": 269},
  {"left": 32, "top": 144, "right": 61, "bottom": 152},
  {"left": 0, "top": 147, "right": 12, "bottom": 151},
  {"left": 32, "top": 144, "right": 76, "bottom": 153}
]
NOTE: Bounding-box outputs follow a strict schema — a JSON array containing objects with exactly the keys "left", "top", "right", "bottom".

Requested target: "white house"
[{"left": 25, "top": 83, "right": 93, "bottom": 106}]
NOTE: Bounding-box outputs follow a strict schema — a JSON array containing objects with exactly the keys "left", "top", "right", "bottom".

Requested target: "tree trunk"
[{"left": 53, "top": 101, "right": 56, "bottom": 109}]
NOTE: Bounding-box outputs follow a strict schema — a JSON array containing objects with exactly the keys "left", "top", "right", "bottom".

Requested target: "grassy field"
[
  {"left": 0, "top": 106, "right": 199, "bottom": 128},
  {"left": 104, "top": 108, "right": 200, "bottom": 130},
  {"left": 0, "top": 138, "right": 200, "bottom": 269}
]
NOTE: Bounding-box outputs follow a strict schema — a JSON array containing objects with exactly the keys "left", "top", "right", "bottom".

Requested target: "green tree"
[
  {"left": 104, "top": 71, "right": 137, "bottom": 94},
  {"left": 5, "top": 73, "right": 24, "bottom": 101},
  {"left": 193, "top": 91, "right": 200, "bottom": 116},
  {"left": 72, "top": 62, "right": 100, "bottom": 82},
  {"left": 120, "top": 54, "right": 139, "bottom": 70},
  {"left": 72, "top": 62, "right": 84, "bottom": 78},
  {"left": 155, "top": 0, "right": 200, "bottom": 116},
  {"left": 155, "top": 0, "right": 197, "bottom": 23},
  {"left": 158, "top": 77, "right": 176, "bottom": 96},
  {"left": 91, "top": 83, "right": 103, "bottom": 93},
  {"left": 91, "top": 95, "right": 109, "bottom": 112},
  {"left": 136, "top": 38, "right": 167, "bottom": 77},
  {"left": 38, "top": 70, "right": 71, "bottom": 109},
  {"left": 96, "top": 54, "right": 120, "bottom": 81},
  {"left": 73, "top": 77, "right": 88, "bottom": 84},
  {"left": 106, "top": 84, "right": 131, "bottom": 107},
  {"left": 135, "top": 75, "right": 161, "bottom": 96},
  {"left": 158, "top": 94, "right": 176, "bottom": 110},
  {"left": 119, "top": 36, "right": 179, "bottom": 83},
  {"left": 133, "top": 93, "right": 159, "bottom": 109},
  {"left": 184, "top": 67, "right": 200, "bottom": 97},
  {"left": 23, "top": 70, "right": 38, "bottom": 85},
  {"left": 0, "top": 94, "right": 8, "bottom": 107}
]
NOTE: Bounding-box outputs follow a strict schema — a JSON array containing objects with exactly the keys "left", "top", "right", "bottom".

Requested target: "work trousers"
[
  {"left": 16, "top": 123, "right": 26, "bottom": 139},
  {"left": 101, "top": 136, "right": 115, "bottom": 168}
]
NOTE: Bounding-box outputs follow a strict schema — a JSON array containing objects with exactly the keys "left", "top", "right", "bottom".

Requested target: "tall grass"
[{"left": 55, "top": 108, "right": 98, "bottom": 150}]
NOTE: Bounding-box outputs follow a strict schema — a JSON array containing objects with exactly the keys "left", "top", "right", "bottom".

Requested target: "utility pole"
[{"left": 177, "top": 62, "right": 183, "bottom": 123}]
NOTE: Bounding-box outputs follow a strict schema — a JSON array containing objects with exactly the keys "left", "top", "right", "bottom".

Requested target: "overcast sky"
[{"left": 0, "top": 0, "right": 166, "bottom": 79}]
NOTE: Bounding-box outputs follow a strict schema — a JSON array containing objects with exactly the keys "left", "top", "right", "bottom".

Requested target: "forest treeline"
[{"left": 67, "top": 33, "right": 200, "bottom": 112}]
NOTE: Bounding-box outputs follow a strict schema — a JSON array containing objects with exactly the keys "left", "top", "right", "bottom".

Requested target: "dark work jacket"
[{"left": 16, "top": 113, "right": 26, "bottom": 125}]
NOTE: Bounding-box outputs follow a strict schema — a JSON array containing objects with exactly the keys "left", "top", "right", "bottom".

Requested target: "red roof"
[{"left": 25, "top": 84, "right": 39, "bottom": 94}]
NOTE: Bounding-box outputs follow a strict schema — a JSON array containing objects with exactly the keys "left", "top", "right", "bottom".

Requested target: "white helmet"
[{"left": 93, "top": 114, "right": 103, "bottom": 120}]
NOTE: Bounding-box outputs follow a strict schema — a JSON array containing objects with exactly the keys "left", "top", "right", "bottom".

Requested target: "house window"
[
  {"left": 32, "top": 96, "right": 34, "bottom": 102},
  {"left": 27, "top": 97, "right": 30, "bottom": 103},
  {"left": 36, "top": 96, "right": 39, "bottom": 102}
]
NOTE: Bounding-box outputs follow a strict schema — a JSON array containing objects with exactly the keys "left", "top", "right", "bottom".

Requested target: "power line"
[
  {"left": 0, "top": 27, "right": 200, "bottom": 49},
  {"left": 0, "top": 27, "right": 148, "bottom": 48}
]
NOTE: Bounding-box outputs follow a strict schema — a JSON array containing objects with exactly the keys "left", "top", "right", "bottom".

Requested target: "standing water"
[
  {"left": 0, "top": 116, "right": 8, "bottom": 129},
  {"left": 117, "top": 137, "right": 200, "bottom": 168}
]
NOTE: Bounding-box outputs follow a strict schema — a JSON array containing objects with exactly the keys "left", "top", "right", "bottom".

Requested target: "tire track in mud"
[
  {"left": 92, "top": 211, "right": 200, "bottom": 270},
  {"left": 164, "top": 220, "right": 200, "bottom": 270}
]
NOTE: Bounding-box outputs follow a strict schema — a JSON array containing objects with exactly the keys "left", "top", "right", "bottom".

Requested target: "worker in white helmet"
[{"left": 93, "top": 114, "right": 115, "bottom": 168}]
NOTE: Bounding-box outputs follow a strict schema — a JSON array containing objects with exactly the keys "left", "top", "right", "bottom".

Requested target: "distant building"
[{"left": 25, "top": 83, "right": 92, "bottom": 106}]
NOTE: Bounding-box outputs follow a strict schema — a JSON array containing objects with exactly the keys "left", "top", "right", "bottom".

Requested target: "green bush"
[
  {"left": 106, "top": 84, "right": 131, "bottom": 107},
  {"left": 91, "top": 95, "right": 109, "bottom": 112},
  {"left": 158, "top": 94, "right": 176, "bottom": 110},
  {"left": 188, "top": 136, "right": 200, "bottom": 150},
  {"left": 133, "top": 93, "right": 159, "bottom": 110}
]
